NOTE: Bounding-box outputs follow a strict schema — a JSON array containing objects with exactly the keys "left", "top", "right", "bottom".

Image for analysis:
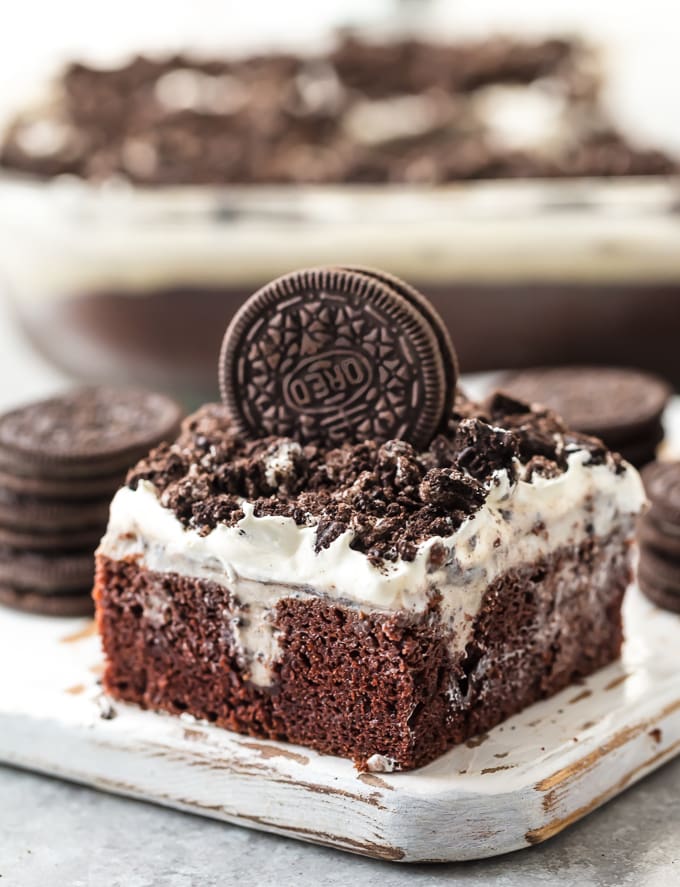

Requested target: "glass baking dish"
[{"left": 1, "top": 173, "right": 679, "bottom": 404}]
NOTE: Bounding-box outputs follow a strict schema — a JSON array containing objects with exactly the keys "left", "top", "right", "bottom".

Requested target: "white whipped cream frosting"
[
  {"left": 98, "top": 448, "right": 644, "bottom": 686},
  {"left": 101, "top": 450, "right": 643, "bottom": 609}
]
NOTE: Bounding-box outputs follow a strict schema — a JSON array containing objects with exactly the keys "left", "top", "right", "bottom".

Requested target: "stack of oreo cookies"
[
  {"left": 0, "top": 387, "right": 182, "bottom": 617},
  {"left": 501, "top": 366, "right": 672, "bottom": 467},
  {"left": 638, "top": 461, "right": 680, "bottom": 613}
]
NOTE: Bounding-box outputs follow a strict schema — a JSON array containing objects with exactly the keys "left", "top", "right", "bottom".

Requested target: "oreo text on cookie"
[{"left": 220, "top": 267, "right": 457, "bottom": 449}]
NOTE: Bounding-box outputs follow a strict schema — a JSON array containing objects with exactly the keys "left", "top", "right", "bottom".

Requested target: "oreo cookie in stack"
[
  {"left": 501, "top": 366, "right": 672, "bottom": 468},
  {"left": 637, "top": 461, "right": 680, "bottom": 613},
  {"left": 0, "top": 386, "right": 182, "bottom": 616}
]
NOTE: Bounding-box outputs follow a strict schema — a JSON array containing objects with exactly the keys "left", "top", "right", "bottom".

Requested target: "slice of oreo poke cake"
[{"left": 94, "top": 268, "right": 645, "bottom": 771}]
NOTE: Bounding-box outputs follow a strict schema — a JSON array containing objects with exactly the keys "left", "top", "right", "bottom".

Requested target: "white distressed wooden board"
[{"left": 0, "top": 584, "right": 678, "bottom": 862}]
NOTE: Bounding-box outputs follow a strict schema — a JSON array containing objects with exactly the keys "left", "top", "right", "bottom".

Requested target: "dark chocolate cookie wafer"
[
  {"left": 0, "top": 488, "right": 111, "bottom": 531},
  {"left": 0, "top": 523, "right": 103, "bottom": 553},
  {"left": 636, "top": 461, "right": 680, "bottom": 611},
  {"left": 638, "top": 545, "right": 680, "bottom": 593},
  {"left": 501, "top": 366, "right": 671, "bottom": 457},
  {"left": 0, "top": 463, "right": 127, "bottom": 500},
  {"left": 220, "top": 267, "right": 451, "bottom": 449},
  {"left": 0, "top": 548, "right": 94, "bottom": 593},
  {"left": 0, "top": 386, "right": 182, "bottom": 477},
  {"left": 0, "top": 585, "right": 93, "bottom": 617},
  {"left": 618, "top": 428, "right": 664, "bottom": 469},
  {"left": 637, "top": 512, "right": 680, "bottom": 560},
  {"left": 638, "top": 549, "right": 680, "bottom": 614},
  {"left": 641, "top": 461, "right": 680, "bottom": 526},
  {"left": 637, "top": 574, "right": 680, "bottom": 614},
  {"left": 337, "top": 266, "right": 459, "bottom": 427},
  {"left": 0, "top": 385, "right": 183, "bottom": 618}
]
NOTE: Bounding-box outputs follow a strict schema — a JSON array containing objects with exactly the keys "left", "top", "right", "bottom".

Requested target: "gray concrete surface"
[{"left": 0, "top": 757, "right": 678, "bottom": 887}]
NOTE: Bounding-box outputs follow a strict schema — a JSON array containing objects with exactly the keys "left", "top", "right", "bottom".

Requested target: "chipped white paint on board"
[{"left": 0, "top": 585, "right": 678, "bottom": 862}]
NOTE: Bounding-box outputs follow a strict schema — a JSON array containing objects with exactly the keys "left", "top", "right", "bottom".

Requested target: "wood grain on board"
[{"left": 0, "top": 585, "right": 678, "bottom": 861}]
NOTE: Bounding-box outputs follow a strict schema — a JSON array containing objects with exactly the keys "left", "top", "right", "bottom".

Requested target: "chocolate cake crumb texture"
[
  {"left": 127, "top": 390, "right": 622, "bottom": 565},
  {"left": 95, "top": 526, "right": 631, "bottom": 769}
]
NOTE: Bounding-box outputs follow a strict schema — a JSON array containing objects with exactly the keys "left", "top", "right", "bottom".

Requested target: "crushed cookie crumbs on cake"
[{"left": 126, "top": 389, "right": 625, "bottom": 565}]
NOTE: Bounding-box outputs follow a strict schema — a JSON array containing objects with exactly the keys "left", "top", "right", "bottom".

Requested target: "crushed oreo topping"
[
  {"left": 563, "top": 431, "right": 609, "bottom": 465},
  {"left": 126, "top": 390, "right": 625, "bottom": 565},
  {"left": 523, "top": 455, "right": 563, "bottom": 481},
  {"left": 486, "top": 391, "right": 568, "bottom": 466},
  {"left": 418, "top": 468, "right": 484, "bottom": 511},
  {"left": 1, "top": 37, "right": 675, "bottom": 185},
  {"left": 453, "top": 418, "right": 518, "bottom": 482}
]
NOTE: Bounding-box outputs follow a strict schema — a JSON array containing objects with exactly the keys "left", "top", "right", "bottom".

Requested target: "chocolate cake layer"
[
  {"left": 94, "top": 387, "right": 643, "bottom": 769},
  {"left": 95, "top": 527, "right": 631, "bottom": 771}
]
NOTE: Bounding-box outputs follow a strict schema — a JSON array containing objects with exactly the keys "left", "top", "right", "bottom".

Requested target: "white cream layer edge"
[{"left": 98, "top": 449, "right": 645, "bottom": 686}]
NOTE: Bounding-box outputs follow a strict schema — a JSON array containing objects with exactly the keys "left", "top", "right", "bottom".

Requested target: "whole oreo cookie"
[
  {"left": 220, "top": 267, "right": 454, "bottom": 449},
  {"left": 501, "top": 366, "right": 671, "bottom": 456},
  {"left": 0, "top": 386, "right": 183, "bottom": 477},
  {"left": 0, "top": 385, "right": 182, "bottom": 618}
]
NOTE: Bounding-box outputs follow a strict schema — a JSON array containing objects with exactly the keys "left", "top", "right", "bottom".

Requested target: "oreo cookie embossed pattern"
[{"left": 220, "top": 268, "right": 457, "bottom": 449}]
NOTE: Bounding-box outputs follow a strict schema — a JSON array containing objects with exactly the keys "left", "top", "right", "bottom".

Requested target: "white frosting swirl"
[{"left": 101, "top": 450, "right": 644, "bottom": 609}]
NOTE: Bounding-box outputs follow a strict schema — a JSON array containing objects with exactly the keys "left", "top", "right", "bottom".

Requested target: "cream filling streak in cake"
[{"left": 98, "top": 449, "right": 644, "bottom": 687}]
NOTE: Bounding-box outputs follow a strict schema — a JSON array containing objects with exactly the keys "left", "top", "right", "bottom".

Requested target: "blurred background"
[{"left": 0, "top": 0, "right": 679, "bottom": 408}]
